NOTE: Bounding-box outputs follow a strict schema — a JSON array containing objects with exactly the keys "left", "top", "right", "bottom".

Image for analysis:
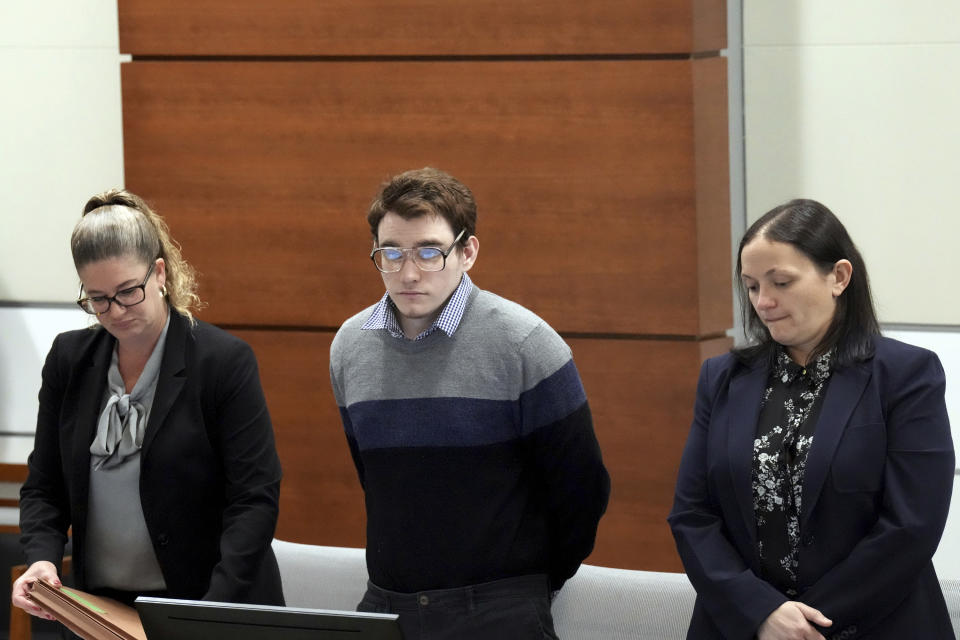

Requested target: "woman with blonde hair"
[{"left": 12, "top": 189, "right": 284, "bottom": 626}]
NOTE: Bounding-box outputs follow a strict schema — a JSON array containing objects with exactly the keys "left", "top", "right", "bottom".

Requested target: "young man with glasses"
[{"left": 330, "top": 167, "right": 610, "bottom": 640}]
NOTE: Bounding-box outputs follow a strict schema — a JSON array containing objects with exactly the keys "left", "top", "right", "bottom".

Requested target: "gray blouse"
[{"left": 85, "top": 314, "right": 170, "bottom": 592}]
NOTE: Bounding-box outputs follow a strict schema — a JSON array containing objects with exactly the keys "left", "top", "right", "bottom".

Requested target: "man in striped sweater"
[{"left": 330, "top": 167, "right": 610, "bottom": 640}]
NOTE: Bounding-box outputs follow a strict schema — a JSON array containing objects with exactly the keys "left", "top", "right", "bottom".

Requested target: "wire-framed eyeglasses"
[
  {"left": 370, "top": 229, "right": 466, "bottom": 273},
  {"left": 77, "top": 262, "right": 155, "bottom": 315}
]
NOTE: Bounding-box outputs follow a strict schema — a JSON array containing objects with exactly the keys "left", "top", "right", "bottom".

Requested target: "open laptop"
[{"left": 135, "top": 596, "right": 403, "bottom": 640}]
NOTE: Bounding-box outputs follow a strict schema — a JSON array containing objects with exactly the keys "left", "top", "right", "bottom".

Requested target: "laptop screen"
[{"left": 134, "top": 596, "right": 403, "bottom": 640}]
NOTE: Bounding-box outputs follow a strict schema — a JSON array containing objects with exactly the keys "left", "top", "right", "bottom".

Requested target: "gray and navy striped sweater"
[{"left": 330, "top": 285, "right": 610, "bottom": 594}]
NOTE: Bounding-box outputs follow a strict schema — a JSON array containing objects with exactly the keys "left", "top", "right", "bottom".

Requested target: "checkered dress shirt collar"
[{"left": 361, "top": 273, "right": 474, "bottom": 341}]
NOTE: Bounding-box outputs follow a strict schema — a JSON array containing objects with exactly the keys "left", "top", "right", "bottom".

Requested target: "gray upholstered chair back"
[
  {"left": 552, "top": 564, "right": 695, "bottom": 639},
  {"left": 271, "top": 540, "right": 960, "bottom": 639}
]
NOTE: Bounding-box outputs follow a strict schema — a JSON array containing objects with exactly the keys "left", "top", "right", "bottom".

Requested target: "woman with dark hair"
[
  {"left": 12, "top": 189, "right": 284, "bottom": 629},
  {"left": 669, "top": 200, "right": 954, "bottom": 639}
]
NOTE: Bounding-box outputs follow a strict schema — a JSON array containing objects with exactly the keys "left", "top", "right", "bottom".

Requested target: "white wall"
[
  {"left": 743, "top": 0, "right": 960, "bottom": 325},
  {"left": 743, "top": 0, "right": 960, "bottom": 577},
  {"left": 0, "top": 1, "right": 124, "bottom": 303},
  {"left": 0, "top": 1, "right": 123, "bottom": 453},
  {"left": 0, "top": 306, "right": 89, "bottom": 460}
]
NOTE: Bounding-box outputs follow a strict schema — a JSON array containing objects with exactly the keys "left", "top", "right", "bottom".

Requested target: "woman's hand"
[
  {"left": 758, "top": 601, "right": 832, "bottom": 640},
  {"left": 11, "top": 560, "right": 60, "bottom": 620}
]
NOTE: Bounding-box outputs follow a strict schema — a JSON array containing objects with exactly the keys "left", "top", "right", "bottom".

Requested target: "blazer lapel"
[
  {"left": 64, "top": 329, "right": 114, "bottom": 536},
  {"left": 141, "top": 312, "right": 187, "bottom": 454},
  {"left": 800, "top": 361, "right": 872, "bottom": 528},
  {"left": 728, "top": 360, "right": 769, "bottom": 545}
]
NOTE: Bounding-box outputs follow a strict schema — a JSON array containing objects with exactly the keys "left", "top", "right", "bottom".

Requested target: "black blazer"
[
  {"left": 668, "top": 337, "right": 954, "bottom": 640},
  {"left": 20, "top": 310, "right": 284, "bottom": 605}
]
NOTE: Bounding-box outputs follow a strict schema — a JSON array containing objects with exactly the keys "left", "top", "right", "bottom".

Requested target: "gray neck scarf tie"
[{"left": 90, "top": 317, "right": 169, "bottom": 470}]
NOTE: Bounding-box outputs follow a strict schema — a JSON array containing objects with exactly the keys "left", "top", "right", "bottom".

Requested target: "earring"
[{"left": 161, "top": 285, "right": 168, "bottom": 297}]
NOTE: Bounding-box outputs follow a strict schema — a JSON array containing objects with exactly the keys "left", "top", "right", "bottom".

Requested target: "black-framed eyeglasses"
[
  {"left": 370, "top": 229, "right": 466, "bottom": 273},
  {"left": 77, "top": 262, "right": 155, "bottom": 315}
]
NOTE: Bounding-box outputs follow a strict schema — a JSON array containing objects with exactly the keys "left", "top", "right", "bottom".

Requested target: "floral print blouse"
[{"left": 752, "top": 349, "right": 833, "bottom": 596}]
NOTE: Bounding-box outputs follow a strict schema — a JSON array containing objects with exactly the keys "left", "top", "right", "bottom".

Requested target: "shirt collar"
[
  {"left": 361, "top": 272, "right": 474, "bottom": 341},
  {"left": 774, "top": 347, "right": 833, "bottom": 385}
]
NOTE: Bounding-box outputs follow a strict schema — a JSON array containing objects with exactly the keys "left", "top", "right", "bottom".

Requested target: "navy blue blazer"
[
  {"left": 668, "top": 337, "right": 954, "bottom": 640},
  {"left": 19, "top": 310, "right": 284, "bottom": 605}
]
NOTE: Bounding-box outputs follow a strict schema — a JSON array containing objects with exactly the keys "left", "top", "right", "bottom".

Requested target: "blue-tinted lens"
[
  {"left": 416, "top": 247, "right": 442, "bottom": 260},
  {"left": 381, "top": 248, "right": 404, "bottom": 261}
]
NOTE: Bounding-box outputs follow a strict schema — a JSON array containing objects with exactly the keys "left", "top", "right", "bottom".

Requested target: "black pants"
[{"left": 358, "top": 574, "right": 559, "bottom": 640}]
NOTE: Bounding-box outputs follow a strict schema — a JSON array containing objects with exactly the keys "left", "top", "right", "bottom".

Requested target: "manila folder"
[{"left": 28, "top": 578, "right": 146, "bottom": 640}]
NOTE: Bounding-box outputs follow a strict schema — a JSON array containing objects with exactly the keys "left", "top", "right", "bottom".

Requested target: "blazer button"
[
  {"left": 157, "top": 533, "right": 170, "bottom": 547},
  {"left": 802, "top": 534, "right": 814, "bottom": 547}
]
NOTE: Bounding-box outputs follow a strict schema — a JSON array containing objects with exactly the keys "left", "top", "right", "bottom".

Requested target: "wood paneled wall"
[{"left": 119, "top": 0, "right": 730, "bottom": 572}]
